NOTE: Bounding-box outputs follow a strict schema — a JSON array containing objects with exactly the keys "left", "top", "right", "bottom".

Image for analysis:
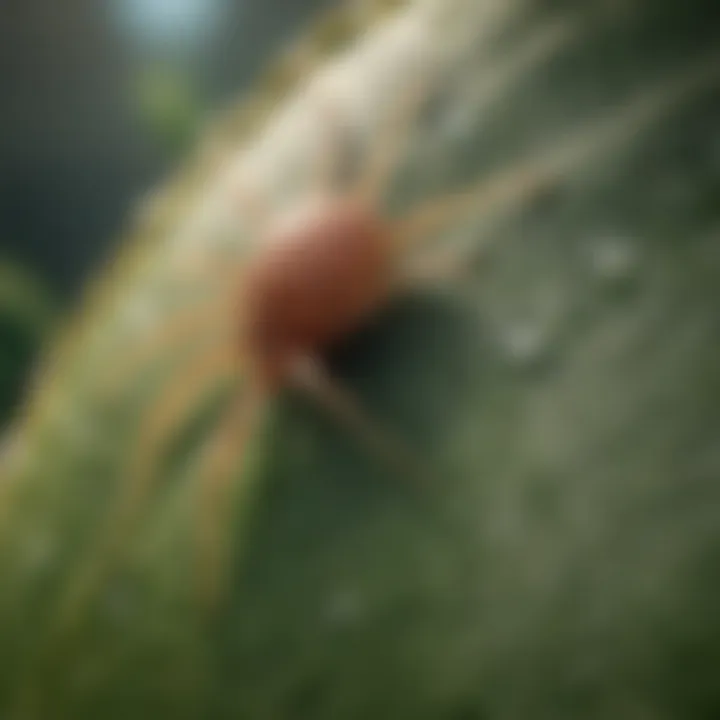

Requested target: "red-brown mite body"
[
  {"left": 76, "top": 75, "right": 548, "bottom": 613},
  {"left": 53, "top": 50, "right": 716, "bottom": 618},
  {"left": 240, "top": 195, "right": 392, "bottom": 389}
]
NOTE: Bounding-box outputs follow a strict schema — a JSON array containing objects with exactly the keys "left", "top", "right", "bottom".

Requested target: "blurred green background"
[
  {"left": 0, "top": 0, "right": 338, "bottom": 427},
  {"left": 0, "top": 0, "right": 339, "bottom": 295}
]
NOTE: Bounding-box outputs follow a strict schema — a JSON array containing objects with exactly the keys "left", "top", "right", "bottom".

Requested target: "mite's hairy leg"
[
  {"left": 289, "top": 356, "right": 428, "bottom": 484},
  {"left": 310, "top": 97, "right": 354, "bottom": 194},
  {"left": 97, "top": 268, "right": 249, "bottom": 403},
  {"left": 122, "top": 344, "right": 235, "bottom": 532},
  {"left": 194, "top": 378, "right": 268, "bottom": 611},
  {"left": 396, "top": 225, "right": 502, "bottom": 290},
  {"left": 392, "top": 160, "right": 551, "bottom": 256},
  {"left": 355, "top": 72, "right": 433, "bottom": 206},
  {"left": 57, "top": 343, "right": 234, "bottom": 630},
  {"left": 99, "top": 299, "right": 229, "bottom": 400},
  {"left": 396, "top": 246, "right": 473, "bottom": 289},
  {"left": 172, "top": 180, "right": 269, "bottom": 278},
  {"left": 391, "top": 53, "right": 720, "bottom": 257}
]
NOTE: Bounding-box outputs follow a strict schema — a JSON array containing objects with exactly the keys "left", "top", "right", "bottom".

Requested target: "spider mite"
[{"left": 87, "top": 75, "right": 550, "bottom": 610}]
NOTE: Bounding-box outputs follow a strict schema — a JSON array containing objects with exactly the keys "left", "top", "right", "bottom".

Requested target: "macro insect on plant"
[{"left": 66, "top": 71, "right": 550, "bottom": 617}]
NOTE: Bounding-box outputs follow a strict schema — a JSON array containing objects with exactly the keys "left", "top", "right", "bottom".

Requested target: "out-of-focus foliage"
[
  {"left": 0, "top": 261, "right": 55, "bottom": 427},
  {"left": 1, "top": 0, "right": 720, "bottom": 718},
  {"left": 132, "top": 64, "right": 204, "bottom": 155}
]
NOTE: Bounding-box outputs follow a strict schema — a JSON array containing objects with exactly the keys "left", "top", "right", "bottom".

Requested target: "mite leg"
[
  {"left": 172, "top": 180, "right": 269, "bottom": 278},
  {"left": 355, "top": 72, "right": 434, "bottom": 205},
  {"left": 194, "top": 379, "right": 268, "bottom": 610},
  {"left": 390, "top": 51, "right": 720, "bottom": 257},
  {"left": 309, "top": 97, "right": 353, "bottom": 194},
  {"left": 396, "top": 236, "right": 494, "bottom": 290},
  {"left": 98, "top": 291, "right": 237, "bottom": 403},
  {"left": 392, "top": 160, "right": 552, "bottom": 255},
  {"left": 57, "top": 345, "right": 234, "bottom": 630},
  {"left": 308, "top": 53, "right": 429, "bottom": 195},
  {"left": 288, "top": 356, "right": 429, "bottom": 485},
  {"left": 121, "top": 345, "right": 234, "bottom": 529}
]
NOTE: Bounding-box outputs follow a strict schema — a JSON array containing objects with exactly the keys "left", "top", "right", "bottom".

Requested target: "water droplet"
[
  {"left": 504, "top": 321, "right": 546, "bottom": 362},
  {"left": 586, "top": 233, "right": 639, "bottom": 283},
  {"left": 492, "top": 283, "right": 566, "bottom": 369},
  {"left": 498, "top": 308, "right": 558, "bottom": 369}
]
